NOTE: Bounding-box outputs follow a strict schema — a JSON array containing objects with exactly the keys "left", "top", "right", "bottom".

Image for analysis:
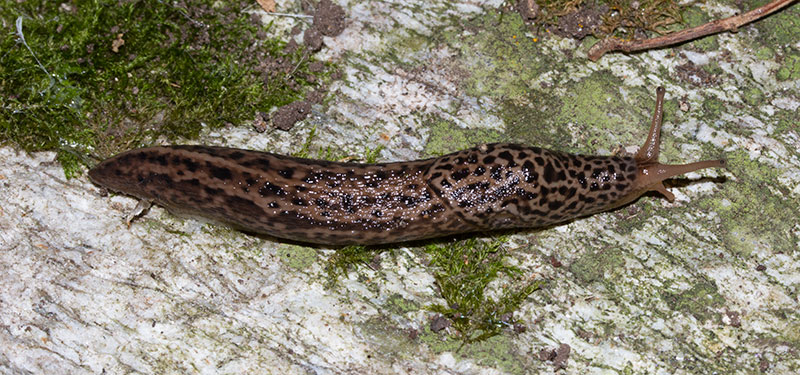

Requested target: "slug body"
[{"left": 89, "top": 88, "right": 725, "bottom": 245}]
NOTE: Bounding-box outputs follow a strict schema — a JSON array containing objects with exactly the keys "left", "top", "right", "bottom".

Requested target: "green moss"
[
  {"left": 385, "top": 294, "right": 420, "bottom": 314},
  {"left": 500, "top": 90, "right": 569, "bottom": 149},
  {"left": 357, "top": 316, "right": 417, "bottom": 358},
  {"left": 504, "top": 73, "right": 660, "bottom": 154},
  {"left": 422, "top": 117, "right": 504, "bottom": 156},
  {"left": 277, "top": 245, "right": 318, "bottom": 271},
  {"left": 776, "top": 50, "right": 800, "bottom": 81},
  {"left": 699, "top": 150, "right": 799, "bottom": 256},
  {"left": 742, "top": 87, "right": 764, "bottom": 107},
  {"left": 569, "top": 247, "right": 625, "bottom": 284},
  {"left": 662, "top": 281, "right": 724, "bottom": 321},
  {"left": 755, "top": 47, "right": 774, "bottom": 61},
  {"left": 452, "top": 11, "right": 554, "bottom": 101},
  {"left": 324, "top": 245, "right": 388, "bottom": 286},
  {"left": 419, "top": 326, "right": 535, "bottom": 373},
  {"left": 746, "top": 0, "right": 800, "bottom": 48},
  {"left": 0, "top": 0, "right": 330, "bottom": 177},
  {"left": 425, "top": 237, "right": 544, "bottom": 343},
  {"left": 682, "top": 7, "right": 718, "bottom": 52},
  {"left": 702, "top": 95, "right": 725, "bottom": 117},
  {"left": 774, "top": 111, "right": 797, "bottom": 135}
]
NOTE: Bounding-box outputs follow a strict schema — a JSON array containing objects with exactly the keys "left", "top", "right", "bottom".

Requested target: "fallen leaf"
[{"left": 257, "top": 0, "right": 276, "bottom": 13}]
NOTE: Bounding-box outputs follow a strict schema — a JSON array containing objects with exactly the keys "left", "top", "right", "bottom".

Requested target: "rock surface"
[{"left": 1, "top": 0, "right": 799, "bottom": 373}]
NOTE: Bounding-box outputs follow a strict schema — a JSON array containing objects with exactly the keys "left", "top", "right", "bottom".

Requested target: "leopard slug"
[{"left": 89, "top": 87, "right": 725, "bottom": 245}]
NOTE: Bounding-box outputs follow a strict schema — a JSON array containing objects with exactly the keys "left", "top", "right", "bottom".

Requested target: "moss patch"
[
  {"left": 385, "top": 293, "right": 420, "bottom": 314},
  {"left": 0, "top": 0, "right": 329, "bottom": 177},
  {"left": 662, "top": 280, "right": 725, "bottom": 321},
  {"left": 419, "top": 325, "right": 535, "bottom": 374},
  {"left": 776, "top": 50, "right": 800, "bottom": 81},
  {"left": 503, "top": 72, "right": 662, "bottom": 154},
  {"left": 682, "top": 6, "right": 718, "bottom": 52},
  {"left": 454, "top": 10, "right": 554, "bottom": 102},
  {"left": 425, "top": 237, "right": 544, "bottom": 343},
  {"left": 747, "top": 0, "right": 800, "bottom": 48},
  {"left": 324, "top": 245, "right": 387, "bottom": 286},
  {"left": 357, "top": 316, "right": 417, "bottom": 359},
  {"left": 569, "top": 247, "right": 625, "bottom": 284},
  {"left": 699, "top": 150, "right": 799, "bottom": 256},
  {"left": 277, "top": 245, "right": 318, "bottom": 271},
  {"left": 422, "top": 116, "right": 504, "bottom": 156}
]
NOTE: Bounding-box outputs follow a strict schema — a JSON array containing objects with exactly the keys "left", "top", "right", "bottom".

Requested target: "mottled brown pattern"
[
  {"left": 89, "top": 88, "right": 725, "bottom": 245},
  {"left": 88, "top": 143, "right": 637, "bottom": 245}
]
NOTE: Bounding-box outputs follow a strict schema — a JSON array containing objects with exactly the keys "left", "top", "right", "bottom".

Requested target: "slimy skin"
[{"left": 89, "top": 87, "right": 725, "bottom": 245}]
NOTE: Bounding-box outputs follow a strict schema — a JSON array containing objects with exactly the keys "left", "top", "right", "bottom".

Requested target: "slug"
[{"left": 89, "top": 87, "right": 725, "bottom": 245}]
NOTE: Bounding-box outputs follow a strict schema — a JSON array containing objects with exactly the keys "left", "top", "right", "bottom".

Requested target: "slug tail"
[{"left": 630, "top": 87, "right": 727, "bottom": 201}]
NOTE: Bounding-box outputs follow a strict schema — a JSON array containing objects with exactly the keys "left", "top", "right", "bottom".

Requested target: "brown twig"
[{"left": 588, "top": 0, "right": 798, "bottom": 61}]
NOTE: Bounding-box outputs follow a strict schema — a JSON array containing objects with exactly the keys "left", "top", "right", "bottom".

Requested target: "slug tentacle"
[
  {"left": 628, "top": 86, "right": 727, "bottom": 204},
  {"left": 89, "top": 88, "right": 726, "bottom": 245}
]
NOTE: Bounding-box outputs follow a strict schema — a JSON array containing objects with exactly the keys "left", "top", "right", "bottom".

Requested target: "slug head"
[{"left": 616, "top": 87, "right": 726, "bottom": 207}]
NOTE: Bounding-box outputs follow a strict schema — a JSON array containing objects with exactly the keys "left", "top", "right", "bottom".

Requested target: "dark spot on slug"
[
  {"left": 544, "top": 163, "right": 555, "bottom": 183},
  {"left": 154, "top": 154, "right": 168, "bottom": 166},
  {"left": 259, "top": 182, "right": 287, "bottom": 197},
  {"left": 183, "top": 158, "right": 199, "bottom": 172},
  {"left": 226, "top": 195, "right": 263, "bottom": 218},
  {"left": 490, "top": 166, "right": 503, "bottom": 181},
  {"left": 451, "top": 168, "right": 470, "bottom": 181},
  {"left": 498, "top": 151, "right": 517, "bottom": 167},
  {"left": 210, "top": 166, "right": 233, "bottom": 180},
  {"left": 278, "top": 168, "right": 294, "bottom": 179},
  {"left": 204, "top": 186, "right": 224, "bottom": 196},
  {"left": 341, "top": 194, "right": 355, "bottom": 213},
  {"left": 402, "top": 196, "right": 417, "bottom": 207}
]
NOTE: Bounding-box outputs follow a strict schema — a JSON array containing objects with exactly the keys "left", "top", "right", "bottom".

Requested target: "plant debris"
[
  {"left": 588, "top": 0, "right": 797, "bottom": 60},
  {"left": 272, "top": 100, "right": 312, "bottom": 130},
  {"left": 538, "top": 343, "right": 571, "bottom": 370},
  {"left": 516, "top": 0, "right": 683, "bottom": 41},
  {"left": 0, "top": 0, "right": 335, "bottom": 177}
]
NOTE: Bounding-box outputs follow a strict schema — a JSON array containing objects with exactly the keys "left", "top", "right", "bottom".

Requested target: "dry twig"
[{"left": 588, "top": 0, "right": 797, "bottom": 61}]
